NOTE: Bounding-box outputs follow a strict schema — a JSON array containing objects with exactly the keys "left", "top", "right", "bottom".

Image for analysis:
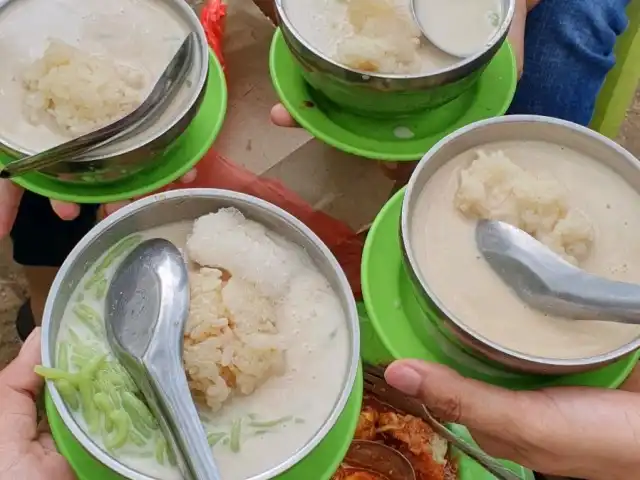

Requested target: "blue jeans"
[{"left": 507, "top": 0, "right": 630, "bottom": 126}]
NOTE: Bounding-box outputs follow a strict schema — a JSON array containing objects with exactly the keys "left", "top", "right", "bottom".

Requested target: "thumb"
[
  {"left": 385, "top": 360, "right": 522, "bottom": 433},
  {"left": 0, "top": 327, "right": 44, "bottom": 441},
  {"left": 0, "top": 327, "right": 43, "bottom": 397}
]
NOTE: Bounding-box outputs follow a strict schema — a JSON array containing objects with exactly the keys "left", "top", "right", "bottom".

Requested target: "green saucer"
[
  {"left": 1, "top": 53, "right": 227, "bottom": 204},
  {"left": 361, "top": 189, "right": 640, "bottom": 390},
  {"left": 46, "top": 365, "right": 363, "bottom": 480},
  {"left": 269, "top": 29, "right": 517, "bottom": 161},
  {"left": 448, "top": 424, "right": 535, "bottom": 480}
]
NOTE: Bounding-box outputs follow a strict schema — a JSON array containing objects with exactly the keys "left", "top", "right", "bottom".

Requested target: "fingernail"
[
  {"left": 386, "top": 365, "right": 422, "bottom": 396},
  {"left": 180, "top": 169, "right": 197, "bottom": 184}
]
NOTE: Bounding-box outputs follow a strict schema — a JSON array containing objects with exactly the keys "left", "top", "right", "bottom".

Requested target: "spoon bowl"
[
  {"left": 342, "top": 440, "right": 416, "bottom": 480},
  {"left": 475, "top": 219, "right": 640, "bottom": 325},
  {"left": 410, "top": 0, "right": 504, "bottom": 59}
]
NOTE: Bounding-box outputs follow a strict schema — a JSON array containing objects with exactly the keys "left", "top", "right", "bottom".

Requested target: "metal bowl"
[
  {"left": 40, "top": 189, "right": 361, "bottom": 480},
  {"left": 401, "top": 116, "right": 640, "bottom": 375},
  {"left": 274, "top": 0, "right": 515, "bottom": 116},
  {"left": 0, "top": 0, "right": 209, "bottom": 183}
]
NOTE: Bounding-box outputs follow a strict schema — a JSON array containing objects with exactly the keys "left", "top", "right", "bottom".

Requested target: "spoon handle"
[
  {"left": 420, "top": 407, "right": 523, "bottom": 480},
  {"left": 146, "top": 359, "right": 222, "bottom": 480},
  {"left": 553, "top": 273, "right": 640, "bottom": 324}
]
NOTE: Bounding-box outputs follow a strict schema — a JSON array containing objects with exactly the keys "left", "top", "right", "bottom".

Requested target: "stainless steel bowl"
[
  {"left": 40, "top": 189, "right": 361, "bottom": 480},
  {"left": 401, "top": 115, "right": 640, "bottom": 375},
  {"left": 0, "top": 0, "right": 209, "bottom": 183},
  {"left": 274, "top": 0, "right": 515, "bottom": 116}
]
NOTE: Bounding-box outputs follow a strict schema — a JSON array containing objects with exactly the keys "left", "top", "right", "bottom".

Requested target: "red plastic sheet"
[
  {"left": 159, "top": 152, "right": 364, "bottom": 298},
  {"left": 200, "top": 0, "right": 227, "bottom": 71},
  {"left": 156, "top": 0, "right": 364, "bottom": 297}
]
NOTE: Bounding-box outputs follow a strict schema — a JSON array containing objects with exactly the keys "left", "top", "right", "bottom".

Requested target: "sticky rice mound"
[
  {"left": 334, "top": 0, "right": 422, "bottom": 74},
  {"left": 455, "top": 149, "right": 594, "bottom": 265},
  {"left": 183, "top": 207, "right": 310, "bottom": 411},
  {"left": 183, "top": 267, "right": 285, "bottom": 411},
  {"left": 22, "top": 40, "right": 146, "bottom": 137}
]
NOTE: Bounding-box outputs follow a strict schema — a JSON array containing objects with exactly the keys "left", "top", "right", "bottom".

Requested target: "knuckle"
[{"left": 430, "top": 394, "right": 463, "bottom": 423}]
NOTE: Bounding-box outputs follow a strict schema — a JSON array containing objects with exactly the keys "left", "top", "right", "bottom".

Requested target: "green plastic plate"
[
  {"left": 269, "top": 29, "right": 517, "bottom": 161},
  {"left": 1, "top": 52, "right": 227, "bottom": 204},
  {"left": 46, "top": 365, "right": 363, "bottom": 480},
  {"left": 448, "top": 424, "right": 535, "bottom": 480},
  {"left": 361, "top": 188, "right": 640, "bottom": 389}
]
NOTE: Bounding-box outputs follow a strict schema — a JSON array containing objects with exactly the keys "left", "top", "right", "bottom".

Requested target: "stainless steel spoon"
[
  {"left": 409, "top": 0, "right": 501, "bottom": 59},
  {"left": 409, "top": 0, "right": 467, "bottom": 58},
  {"left": 0, "top": 32, "right": 196, "bottom": 179},
  {"left": 105, "top": 238, "right": 221, "bottom": 480},
  {"left": 476, "top": 219, "right": 640, "bottom": 324},
  {"left": 343, "top": 440, "right": 416, "bottom": 480}
]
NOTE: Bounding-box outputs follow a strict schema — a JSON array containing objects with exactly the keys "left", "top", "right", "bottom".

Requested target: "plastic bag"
[
  {"left": 156, "top": 0, "right": 364, "bottom": 297},
  {"left": 200, "top": 0, "right": 227, "bottom": 70}
]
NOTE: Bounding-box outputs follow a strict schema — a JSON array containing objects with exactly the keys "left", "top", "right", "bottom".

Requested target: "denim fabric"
[{"left": 508, "top": 0, "right": 630, "bottom": 126}]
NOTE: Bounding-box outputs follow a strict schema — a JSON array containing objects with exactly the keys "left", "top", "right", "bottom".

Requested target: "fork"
[{"left": 363, "top": 363, "right": 524, "bottom": 480}]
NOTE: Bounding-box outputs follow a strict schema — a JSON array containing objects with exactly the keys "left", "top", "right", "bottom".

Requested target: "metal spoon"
[
  {"left": 409, "top": 0, "right": 500, "bottom": 59},
  {"left": 343, "top": 440, "right": 416, "bottom": 480},
  {"left": 410, "top": 0, "right": 465, "bottom": 58},
  {"left": 0, "top": 32, "right": 196, "bottom": 179},
  {"left": 105, "top": 238, "right": 221, "bottom": 480},
  {"left": 475, "top": 219, "right": 640, "bottom": 324}
]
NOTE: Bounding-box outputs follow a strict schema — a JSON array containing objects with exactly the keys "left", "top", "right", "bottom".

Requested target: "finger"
[
  {"left": 0, "top": 180, "right": 23, "bottom": 239},
  {"left": 378, "top": 161, "right": 417, "bottom": 182},
  {"left": 1, "top": 327, "right": 43, "bottom": 398},
  {"left": 179, "top": 168, "right": 197, "bottom": 184},
  {"left": 620, "top": 363, "right": 640, "bottom": 393},
  {"left": 270, "top": 104, "right": 300, "bottom": 128},
  {"left": 378, "top": 161, "right": 398, "bottom": 178},
  {"left": 508, "top": 0, "right": 526, "bottom": 78},
  {"left": 37, "top": 418, "right": 58, "bottom": 453},
  {"left": 50, "top": 200, "right": 81, "bottom": 221},
  {"left": 526, "top": 0, "right": 542, "bottom": 11},
  {"left": 102, "top": 201, "right": 130, "bottom": 217},
  {"left": 385, "top": 360, "right": 521, "bottom": 432},
  {"left": 37, "top": 416, "right": 51, "bottom": 435},
  {"left": 0, "top": 328, "right": 43, "bottom": 440},
  {"left": 38, "top": 431, "right": 59, "bottom": 453}
]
